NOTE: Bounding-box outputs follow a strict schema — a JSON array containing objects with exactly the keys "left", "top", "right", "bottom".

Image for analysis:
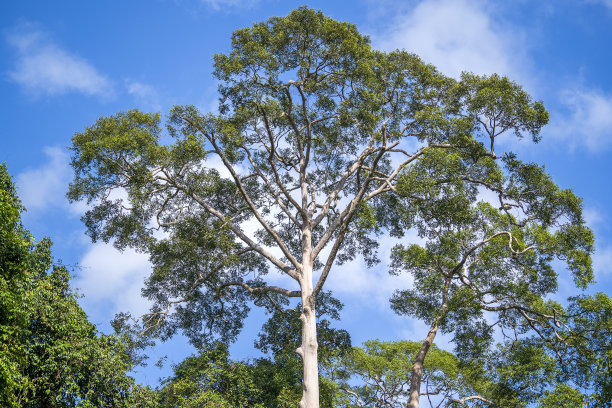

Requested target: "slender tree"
[
  {"left": 68, "top": 8, "right": 548, "bottom": 407},
  {"left": 389, "top": 125, "right": 593, "bottom": 406}
]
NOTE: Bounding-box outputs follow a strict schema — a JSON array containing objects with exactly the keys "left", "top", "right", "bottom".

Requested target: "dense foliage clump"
[{"left": 0, "top": 164, "right": 134, "bottom": 407}]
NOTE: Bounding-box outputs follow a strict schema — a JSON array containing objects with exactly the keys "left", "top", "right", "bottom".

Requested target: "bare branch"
[
  {"left": 310, "top": 142, "right": 376, "bottom": 225},
  {"left": 445, "top": 395, "right": 493, "bottom": 407},
  {"left": 241, "top": 145, "right": 302, "bottom": 228}
]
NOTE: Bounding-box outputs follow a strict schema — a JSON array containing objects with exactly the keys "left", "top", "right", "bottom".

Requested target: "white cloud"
[
  {"left": 593, "top": 244, "right": 612, "bottom": 277},
  {"left": 6, "top": 23, "right": 113, "bottom": 98},
  {"left": 16, "top": 147, "right": 72, "bottom": 212},
  {"left": 198, "top": 0, "right": 259, "bottom": 11},
  {"left": 127, "top": 80, "right": 161, "bottom": 111},
  {"left": 584, "top": 207, "right": 605, "bottom": 228},
  {"left": 324, "top": 230, "right": 421, "bottom": 309},
  {"left": 549, "top": 87, "right": 612, "bottom": 151},
  {"left": 75, "top": 243, "right": 152, "bottom": 318},
  {"left": 15, "top": 146, "right": 88, "bottom": 216},
  {"left": 372, "top": 0, "right": 528, "bottom": 81}
]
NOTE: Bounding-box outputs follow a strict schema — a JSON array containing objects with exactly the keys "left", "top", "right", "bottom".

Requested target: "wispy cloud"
[
  {"left": 174, "top": 0, "right": 260, "bottom": 13},
  {"left": 593, "top": 245, "right": 612, "bottom": 277},
  {"left": 584, "top": 0, "right": 612, "bottom": 9},
  {"left": 6, "top": 23, "right": 113, "bottom": 98},
  {"left": 581, "top": 207, "right": 612, "bottom": 278},
  {"left": 198, "top": 0, "right": 259, "bottom": 11},
  {"left": 584, "top": 207, "right": 605, "bottom": 227},
  {"left": 372, "top": 0, "right": 528, "bottom": 81},
  {"left": 15, "top": 146, "right": 88, "bottom": 217},
  {"left": 127, "top": 80, "right": 162, "bottom": 111},
  {"left": 548, "top": 86, "right": 612, "bottom": 151}
]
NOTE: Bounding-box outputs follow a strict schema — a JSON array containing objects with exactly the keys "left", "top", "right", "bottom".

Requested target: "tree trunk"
[
  {"left": 297, "top": 289, "right": 319, "bottom": 408},
  {"left": 407, "top": 316, "right": 441, "bottom": 408},
  {"left": 408, "top": 276, "right": 450, "bottom": 408},
  {"left": 298, "top": 295, "right": 319, "bottom": 408},
  {"left": 297, "top": 262, "right": 319, "bottom": 408}
]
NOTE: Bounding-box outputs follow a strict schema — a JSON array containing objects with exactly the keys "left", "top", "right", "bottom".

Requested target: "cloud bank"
[{"left": 551, "top": 87, "right": 612, "bottom": 152}]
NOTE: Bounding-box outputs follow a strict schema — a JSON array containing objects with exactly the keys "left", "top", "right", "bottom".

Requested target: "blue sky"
[{"left": 2, "top": 0, "right": 612, "bottom": 386}]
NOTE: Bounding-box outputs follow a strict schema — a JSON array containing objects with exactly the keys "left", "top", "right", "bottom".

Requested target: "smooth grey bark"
[
  {"left": 297, "top": 223, "right": 320, "bottom": 408},
  {"left": 298, "top": 288, "right": 319, "bottom": 408},
  {"left": 408, "top": 277, "right": 451, "bottom": 408},
  {"left": 408, "top": 317, "right": 441, "bottom": 408}
]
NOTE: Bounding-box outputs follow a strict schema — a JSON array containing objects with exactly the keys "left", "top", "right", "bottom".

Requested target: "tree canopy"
[
  {"left": 66, "top": 7, "right": 594, "bottom": 407},
  {"left": 387, "top": 138, "right": 593, "bottom": 406}
]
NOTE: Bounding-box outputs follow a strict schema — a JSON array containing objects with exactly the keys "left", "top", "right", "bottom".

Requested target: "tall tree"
[
  {"left": 388, "top": 110, "right": 593, "bottom": 406},
  {"left": 0, "top": 164, "right": 134, "bottom": 407},
  {"left": 67, "top": 8, "right": 548, "bottom": 407}
]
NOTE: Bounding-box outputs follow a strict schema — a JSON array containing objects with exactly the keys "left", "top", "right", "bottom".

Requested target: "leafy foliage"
[
  {"left": 129, "top": 343, "right": 304, "bottom": 408},
  {"left": 386, "top": 71, "right": 593, "bottom": 407},
  {"left": 0, "top": 164, "right": 134, "bottom": 407},
  {"left": 541, "top": 293, "right": 612, "bottom": 407},
  {"left": 334, "top": 340, "right": 482, "bottom": 407},
  {"left": 255, "top": 292, "right": 351, "bottom": 361},
  {"left": 65, "top": 7, "right": 600, "bottom": 406}
]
